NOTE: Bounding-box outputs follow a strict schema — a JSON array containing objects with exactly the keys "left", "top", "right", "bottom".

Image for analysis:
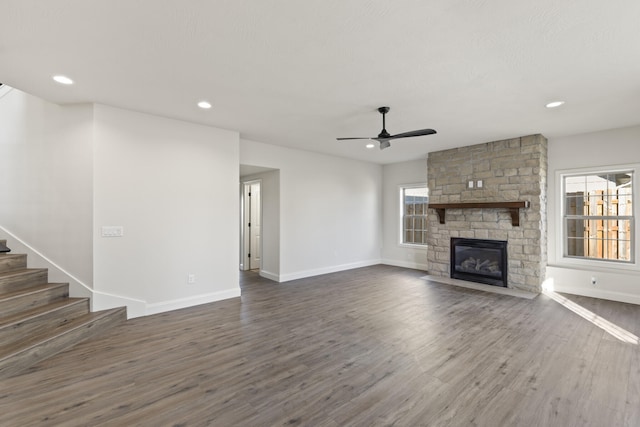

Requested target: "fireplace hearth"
[{"left": 451, "top": 238, "right": 508, "bottom": 287}]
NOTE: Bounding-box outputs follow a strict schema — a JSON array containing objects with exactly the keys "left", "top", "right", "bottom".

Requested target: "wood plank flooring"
[{"left": 1, "top": 265, "right": 639, "bottom": 426}]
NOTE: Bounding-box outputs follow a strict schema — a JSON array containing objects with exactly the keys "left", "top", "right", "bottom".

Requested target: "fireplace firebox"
[{"left": 450, "top": 238, "right": 508, "bottom": 287}]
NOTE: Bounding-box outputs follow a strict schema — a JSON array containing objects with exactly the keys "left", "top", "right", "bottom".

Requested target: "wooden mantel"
[{"left": 428, "top": 201, "right": 530, "bottom": 227}]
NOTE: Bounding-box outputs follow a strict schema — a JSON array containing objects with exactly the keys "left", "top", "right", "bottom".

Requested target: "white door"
[
  {"left": 242, "top": 181, "right": 261, "bottom": 271},
  {"left": 249, "top": 183, "right": 261, "bottom": 269}
]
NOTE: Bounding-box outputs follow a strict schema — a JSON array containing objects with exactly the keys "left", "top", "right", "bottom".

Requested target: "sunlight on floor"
[{"left": 542, "top": 279, "right": 638, "bottom": 345}]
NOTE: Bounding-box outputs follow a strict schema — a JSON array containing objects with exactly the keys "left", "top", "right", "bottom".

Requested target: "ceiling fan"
[{"left": 337, "top": 106, "right": 437, "bottom": 150}]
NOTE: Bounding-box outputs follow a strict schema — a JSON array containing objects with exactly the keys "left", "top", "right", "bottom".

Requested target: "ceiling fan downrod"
[{"left": 378, "top": 106, "right": 390, "bottom": 139}]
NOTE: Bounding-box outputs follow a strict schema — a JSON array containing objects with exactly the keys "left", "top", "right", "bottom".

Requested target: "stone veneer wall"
[{"left": 426, "top": 134, "right": 548, "bottom": 293}]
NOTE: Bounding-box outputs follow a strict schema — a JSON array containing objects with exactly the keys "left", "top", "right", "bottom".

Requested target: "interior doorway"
[{"left": 241, "top": 180, "right": 261, "bottom": 271}]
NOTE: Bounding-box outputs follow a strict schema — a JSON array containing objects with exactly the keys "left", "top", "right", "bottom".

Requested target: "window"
[
  {"left": 401, "top": 185, "right": 428, "bottom": 245},
  {"left": 563, "top": 170, "right": 634, "bottom": 262}
]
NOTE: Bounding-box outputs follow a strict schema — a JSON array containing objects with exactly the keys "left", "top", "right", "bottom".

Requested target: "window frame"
[
  {"left": 398, "top": 183, "right": 428, "bottom": 248},
  {"left": 559, "top": 165, "right": 637, "bottom": 268}
]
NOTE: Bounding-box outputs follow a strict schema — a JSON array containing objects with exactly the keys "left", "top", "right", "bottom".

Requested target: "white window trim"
[
  {"left": 398, "top": 183, "right": 428, "bottom": 248},
  {"left": 557, "top": 163, "right": 639, "bottom": 272}
]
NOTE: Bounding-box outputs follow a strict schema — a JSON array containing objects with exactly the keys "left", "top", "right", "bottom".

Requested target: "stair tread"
[
  {"left": 0, "top": 307, "right": 125, "bottom": 361},
  {"left": 0, "top": 267, "right": 47, "bottom": 279},
  {"left": 0, "top": 282, "right": 68, "bottom": 301},
  {"left": 0, "top": 297, "right": 88, "bottom": 328}
]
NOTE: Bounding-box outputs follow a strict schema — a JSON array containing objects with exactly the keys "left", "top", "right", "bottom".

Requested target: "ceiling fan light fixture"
[
  {"left": 197, "top": 100, "right": 212, "bottom": 109},
  {"left": 365, "top": 143, "right": 375, "bottom": 149}
]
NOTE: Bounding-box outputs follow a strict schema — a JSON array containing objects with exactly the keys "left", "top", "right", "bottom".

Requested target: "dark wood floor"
[{"left": 2, "top": 265, "right": 639, "bottom": 426}]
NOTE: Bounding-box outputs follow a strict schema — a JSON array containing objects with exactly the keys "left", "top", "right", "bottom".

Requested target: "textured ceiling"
[{"left": 1, "top": 0, "right": 640, "bottom": 164}]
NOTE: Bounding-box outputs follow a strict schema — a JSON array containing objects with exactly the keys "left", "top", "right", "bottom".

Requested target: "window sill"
[
  {"left": 552, "top": 257, "right": 639, "bottom": 273},
  {"left": 399, "top": 243, "right": 428, "bottom": 249}
]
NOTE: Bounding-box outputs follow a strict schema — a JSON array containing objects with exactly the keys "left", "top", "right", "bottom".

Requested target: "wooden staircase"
[{"left": 0, "top": 240, "right": 126, "bottom": 379}]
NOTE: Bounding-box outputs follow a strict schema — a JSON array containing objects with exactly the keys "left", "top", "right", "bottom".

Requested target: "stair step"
[
  {"left": 0, "top": 268, "right": 48, "bottom": 293},
  {"left": 0, "top": 298, "right": 90, "bottom": 349},
  {"left": 0, "top": 283, "right": 69, "bottom": 319},
  {"left": 0, "top": 306, "right": 126, "bottom": 379},
  {"left": 0, "top": 254, "right": 26, "bottom": 273},
  {"left": 0, "top": 249, "right": 127, "bottom": 378}
]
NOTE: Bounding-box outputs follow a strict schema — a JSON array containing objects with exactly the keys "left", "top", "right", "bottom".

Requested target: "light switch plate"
[
  {"left": 101, "top": 226, "right": 124, "bottom": 237},
  {"left": 477, "top": 180, "right": 483, "bottom": 188},
  {"left": 468, "top": 180, "right": 474, "bottom": 188}
]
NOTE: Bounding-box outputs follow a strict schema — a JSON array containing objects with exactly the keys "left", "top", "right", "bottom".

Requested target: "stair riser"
[
  {"left": 0, "top": 307, "right": 126, "bottom": 379},
  {"left": 0, "top": 285, "right": 68, "bottom": 319},
  {"left": 0, "top": 300, "right": 90, "bottom": 349},
  {"left": 0, "top": 254, "right": 27, "bottom": 273},
  {"left": 0, "top": 270, "right": 48, "bottom": 293}
]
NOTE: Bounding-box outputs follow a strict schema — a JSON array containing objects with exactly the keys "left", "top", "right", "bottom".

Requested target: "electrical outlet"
[
  {"left": 468, "top": 180, "right": 474, "bottom": 189},
  {"left": 477, "top": 180, "right": 483, "bottom": 188},
  {"left": 188, "top": 274, "right": 196, "bottom": 284}
]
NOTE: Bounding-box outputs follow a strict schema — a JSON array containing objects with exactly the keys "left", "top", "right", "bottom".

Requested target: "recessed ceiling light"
[
  {"left": 52, "top": 75, "right": 74, "bottom": 85},
  {"left": 197, "top": 101, "right": 212, "bottom": 109},
  {"left": 366, "top": 143, "right": 375, "bottom": 149},
  {"left": 545, "top": 101, "right": 565, "bottom": 108}
]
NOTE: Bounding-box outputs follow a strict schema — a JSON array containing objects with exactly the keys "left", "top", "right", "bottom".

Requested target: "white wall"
[
  {"left": 547, "top": 124, "right": 640, "bottom": 304},
  {"left": 0, "top": 88, "right": 95, "bottom": 294},
  {"left": 93, "top": 105, "right": 240, "bottom": 317},
  {"left": 240, "top": 139, "right": 382, "bottom": 281},
  {"left": 381, "top": 159, "right": 428, "bottom": 270},
  {"left": 241, "top": 170, "right": 280, "bottom": 280}
]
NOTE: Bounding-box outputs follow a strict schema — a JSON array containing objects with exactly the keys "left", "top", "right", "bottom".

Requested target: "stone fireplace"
[{"left": 426, "top": 135, "right": 547, "bottom": 293}]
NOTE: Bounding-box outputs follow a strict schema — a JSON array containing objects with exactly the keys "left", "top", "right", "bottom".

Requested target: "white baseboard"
[
  {"left": 259, "top": 270, "right": 280, "bottom": 281},
  {"left": 550, "top": 284, "right": 640, "bottom": 306},
  {"left": 381, "top": 258, "right": 428, "bottom": 271},
  {"left": 546, "top": 265, "right": 640, "bottom": 306},
  {"left": 145, "top": 288, "right": 241, "bottom": 317},
  {"left": 91, "top": 287, "right": 243, "bottom": 319},
  {"left": 279, "top": 259, "right": 381, "bottom": 282},
  {"left": 92, "top": 292, "right": 147, "bottom": 319}
]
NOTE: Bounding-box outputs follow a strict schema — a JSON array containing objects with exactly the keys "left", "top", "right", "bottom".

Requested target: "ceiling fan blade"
[
  {"left": 388, "top": 129, "right": 437, "bottom": 140},
  {"left": 336, "top": 137, "right": 374, "bottom": 141}
]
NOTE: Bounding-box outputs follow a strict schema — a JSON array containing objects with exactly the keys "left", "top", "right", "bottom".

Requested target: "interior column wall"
[{"left": 93, "top": 104, "right": 240, "bottom": 317}]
